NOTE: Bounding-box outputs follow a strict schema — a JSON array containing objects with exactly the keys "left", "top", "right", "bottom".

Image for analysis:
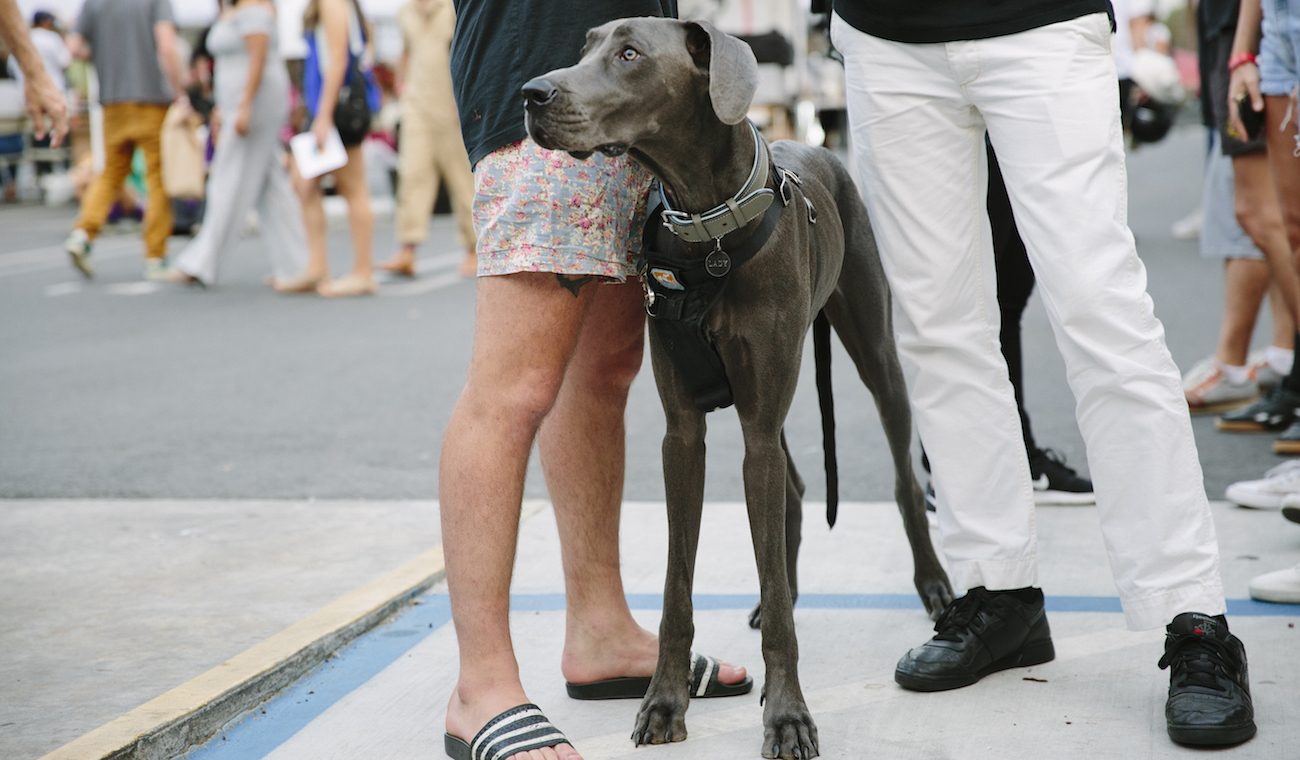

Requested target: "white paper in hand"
[{"left": 290, "top": 127, "right": 348, "bottom": 180}]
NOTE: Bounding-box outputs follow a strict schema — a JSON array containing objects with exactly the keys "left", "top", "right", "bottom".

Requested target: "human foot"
[
  {"left": 379, "top": 249, "right": 417, "bottom": 278},
  {"left": 446, "top": 689, "right": 581, "bottom": 760},
  {"left": 566, "top": 652, "right": 753, "bottom": 699},
  {"left": 560, "top": 626, "right": 747, "bottom": 697},
  {"left": 317, "top": 272, "right": 377, "bottom": 297}
]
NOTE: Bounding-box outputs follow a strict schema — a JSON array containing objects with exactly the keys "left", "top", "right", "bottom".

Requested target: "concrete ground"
[
  {"left": 184, "top": 499, "right": 1299, "bottom": 760},
  {"left": 2, "top": 124, "right": 1297, "bottom": 760}
]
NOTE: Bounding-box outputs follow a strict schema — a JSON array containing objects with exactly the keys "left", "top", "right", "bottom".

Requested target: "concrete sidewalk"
[
  {"left": 54, "top": 497, "right": 1298, "bottom": 760},
  {"left": 0, "top": 499, "right": 444, "bottom": 760}
]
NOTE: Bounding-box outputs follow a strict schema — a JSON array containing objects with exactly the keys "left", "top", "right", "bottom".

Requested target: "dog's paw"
[
  {"left": 632, "top": 696, "right": 688, "bottom": 747},
  {"left": 918, "top": 576, "right": 955, "bottom": 621},
  {"left": 761, "top": 710, "right": 819, "bottom": 759}
]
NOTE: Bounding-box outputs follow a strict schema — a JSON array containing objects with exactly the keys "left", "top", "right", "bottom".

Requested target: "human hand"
[
  {"left": 1227, "top": 60, "right": 1262, "bottom": 140},
  {"left": 235, "top": 103, "right": 251, "bottom": 137},
  {"left": 311, "top": 113, "right": 333, "bottom": 153},
  {"left": 23, "top": 70, "right": 68, "bottom": 148}
]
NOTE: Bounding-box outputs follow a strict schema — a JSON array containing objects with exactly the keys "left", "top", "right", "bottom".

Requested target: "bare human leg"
[
  {"left": 540, "top": 281, "right": 747, "bottom": 687},
  {"left": 1216, "top": 257, "right": 1271, "bottom": 367},
  {"left": 441, "top": 272, "right": 602, "bottom": 760}
]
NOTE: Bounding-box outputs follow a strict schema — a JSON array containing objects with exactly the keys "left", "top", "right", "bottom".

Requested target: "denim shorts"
[
  {"left": 471, "top": 139, "right": 654, "bottom": 281},
  {"left": 1260, "top": 0, "right": 1300, "bottom": 96}
]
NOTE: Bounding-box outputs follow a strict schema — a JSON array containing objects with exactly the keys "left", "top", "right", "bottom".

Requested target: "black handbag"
[{"left": 333, "top": 56, "right": 371, "bottom": 145}]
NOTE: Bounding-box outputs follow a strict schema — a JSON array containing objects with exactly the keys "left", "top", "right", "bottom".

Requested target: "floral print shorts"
[{"left": 471, "top": 139, "right": 654, "bottom": 281}]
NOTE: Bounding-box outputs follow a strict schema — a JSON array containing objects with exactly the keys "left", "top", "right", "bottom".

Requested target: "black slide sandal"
[
  {"left": 444, "top": 703, "right": 568, "bottom": 760},
  {"left": 565, "top": 651, "right": 753, "bottom": 700}
]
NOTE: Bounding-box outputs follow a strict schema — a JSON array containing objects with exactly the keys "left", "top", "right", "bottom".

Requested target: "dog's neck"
[{"left": 630, "top": 119, "right": 764, "bottom": 224}]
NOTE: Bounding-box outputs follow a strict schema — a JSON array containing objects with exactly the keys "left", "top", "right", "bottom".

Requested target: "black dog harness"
[{"left": 635, "top": 124, "right": 817, "bottom": 413}]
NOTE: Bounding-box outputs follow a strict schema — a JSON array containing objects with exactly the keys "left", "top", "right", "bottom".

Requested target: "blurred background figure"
[
  {"left": 290, "top": 0, "right": 379, "bottom": 297},
  {"left": 62, "top": 0, "right": 187, "bottom": 281},
  {"left": 1183, "top": 0, "right": 1298, "bottom": 415},
  {"left": 170, "top": 0, "right": 308, "bottom": 289},
  {"left": 0, "top": 0, "right": 67, "bottom": 147},
  {"left": 378, "top": 0, "right": 476, "bottom": 280}
]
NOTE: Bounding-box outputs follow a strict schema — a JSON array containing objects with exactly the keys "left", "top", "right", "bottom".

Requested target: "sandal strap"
[
  {"left": 470, "top": 703, "right": 568, "bottom": 760},
  {"left": 689, "top": 651, "right": 718, "bottom": 697}
]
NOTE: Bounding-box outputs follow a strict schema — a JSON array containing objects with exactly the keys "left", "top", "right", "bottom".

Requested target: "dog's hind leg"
[
  {"left": 748, "top": 430, "right": 805, "bottom": 630},
  {"left": 824, "top": 205, "right": 954, "bottom": 619}
]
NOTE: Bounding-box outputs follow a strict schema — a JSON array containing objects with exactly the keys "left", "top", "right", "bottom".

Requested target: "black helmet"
[{"left": 1130, "top": 98, "right": 1175, "bottom": 144}]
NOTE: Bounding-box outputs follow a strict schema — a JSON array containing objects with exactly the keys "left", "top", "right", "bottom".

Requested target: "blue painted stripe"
[
  {"left": 186, "top": 595, "right": 454, "bottom": 760},
  {"left": 518, "top": 592, "right": 1298, "bottom": 617},
  {"left": 186, "top": 591, "right": 1296, "bottom": 760}
]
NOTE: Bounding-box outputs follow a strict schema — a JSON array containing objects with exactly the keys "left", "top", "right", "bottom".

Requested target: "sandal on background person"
[
  {"left": 270, "top": 272, "right": 326, "bottom": 294},
  {"left": 317, "top": 272, "right": 378, "bottom": 297}
]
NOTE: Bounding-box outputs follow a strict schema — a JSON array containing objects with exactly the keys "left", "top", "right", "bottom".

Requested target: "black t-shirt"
[
  {"left": 451, "top": 0, "right": 677, "bottom": 167},
  {"left": 1198, "top": 0, "right": 1240, "bottom": 46},
  {"left": 832, "top": 0, "right": 1112, "bottom": 44}
]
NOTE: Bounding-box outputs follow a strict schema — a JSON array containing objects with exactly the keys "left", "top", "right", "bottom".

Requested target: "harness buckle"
[{"left": 778, "top": 168, "right": 800, "bottom": 206}]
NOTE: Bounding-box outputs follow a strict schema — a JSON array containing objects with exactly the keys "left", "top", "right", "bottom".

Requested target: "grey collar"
[{"left": 659, "top": 121, "right": 774, "bottom": 245}]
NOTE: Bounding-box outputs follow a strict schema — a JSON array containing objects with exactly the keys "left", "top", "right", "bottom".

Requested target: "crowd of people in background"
[{"left": 0, "top": 0, "right": 476, "bottom": 297}]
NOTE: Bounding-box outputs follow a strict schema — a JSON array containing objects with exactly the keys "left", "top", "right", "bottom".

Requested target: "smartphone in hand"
[{"left": 1237, "top": 97, "right": 1266, "bottom": 141}]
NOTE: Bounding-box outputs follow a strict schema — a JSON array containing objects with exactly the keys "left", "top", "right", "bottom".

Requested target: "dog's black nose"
[{"left": 521, "top": 78, "right": 558, "bottom": 107}]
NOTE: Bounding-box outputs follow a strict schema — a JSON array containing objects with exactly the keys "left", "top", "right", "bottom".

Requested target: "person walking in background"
[
  {"left": 289, "top": 0, "right": 378, "bottom": 297},
  {"left": 1184, "top": 0, "right": 1300, "bottom": 416},
  {"left": 62, "top": 0, "right": 186, "bottom": 281},
  {"left": 168, "top": 0, "right": 308, "bottom": 289},
  {"left": 0, "top": 0, "right": 66, "bottom": 146},
  {"left": 7, "top": 11, "right": 70, "bottom": 97},
  {"left": 378, "top": 0, "right": 477, "bottom": 280}
]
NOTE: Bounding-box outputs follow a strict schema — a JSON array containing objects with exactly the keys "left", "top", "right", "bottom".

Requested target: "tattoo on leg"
[{"left": 555, "top": 274, "right": 595, "bottom": 297}]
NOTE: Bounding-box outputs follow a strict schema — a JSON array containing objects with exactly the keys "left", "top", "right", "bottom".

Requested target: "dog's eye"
[{"left": 619, "top": 47, "right": 639, "bottom": 62}]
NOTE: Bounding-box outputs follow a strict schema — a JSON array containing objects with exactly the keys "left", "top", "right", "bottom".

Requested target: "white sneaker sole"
[
  {"left": 1224, "top": 482, "right": 1287, "bottom": 509},
  {"left": 1248, "top": 566, "right": 1300, "bottom": 604},
  {"left": 1033, "top": 490, "right": 1096, "bottom": 506}
]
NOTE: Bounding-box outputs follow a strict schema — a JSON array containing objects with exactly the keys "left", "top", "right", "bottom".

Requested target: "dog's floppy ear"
[{"left": 683, "top": 20, "right": 758, "bottom": 125}]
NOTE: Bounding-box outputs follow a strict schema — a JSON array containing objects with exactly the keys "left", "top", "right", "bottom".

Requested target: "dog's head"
[{"left": 522, "top": 18, "right": 759, "bottom": 159}]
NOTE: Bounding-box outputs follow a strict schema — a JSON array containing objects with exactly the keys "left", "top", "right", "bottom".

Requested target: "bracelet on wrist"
[{"left": 1228, "top": 52, "right": 1258, "bottom": 72}]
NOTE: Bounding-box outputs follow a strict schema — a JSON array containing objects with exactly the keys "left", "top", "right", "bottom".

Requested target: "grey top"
[
  {"left": 207, "top": 5, "right": 289, "bottom": 129},
  {"left": 75, "top": 0, "right": 175, "bottom": 105}
]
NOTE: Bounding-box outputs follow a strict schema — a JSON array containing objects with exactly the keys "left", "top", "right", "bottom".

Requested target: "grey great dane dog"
[{"left": 523, "top": 17, "right": 953, "bottom": 760}]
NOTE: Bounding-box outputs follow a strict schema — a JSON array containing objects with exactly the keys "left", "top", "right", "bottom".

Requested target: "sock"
[
  {"left": 1221, "top": 363, "right": 1249, "bottom": 385},
  {"left": 1266, "top": 345, "right": 1294, "bottom": 375}
]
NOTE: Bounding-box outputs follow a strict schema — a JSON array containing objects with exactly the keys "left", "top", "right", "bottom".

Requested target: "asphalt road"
[{"left": 0, "top": 125, "right": 1281, "bottom": 502}]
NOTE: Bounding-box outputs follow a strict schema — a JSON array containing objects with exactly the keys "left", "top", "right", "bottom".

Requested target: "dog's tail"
[{"left": 813, "top": 310, "right": 839, "bottom": 527}]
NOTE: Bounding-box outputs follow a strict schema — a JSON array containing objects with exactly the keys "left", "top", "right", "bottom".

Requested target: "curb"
[{"left": 38, "top": 545, "right": 447, "bottom": 760}]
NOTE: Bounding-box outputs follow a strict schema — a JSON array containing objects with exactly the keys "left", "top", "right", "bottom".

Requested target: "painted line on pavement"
[{"left": 179, "top": 589, "right": 1297, "bottom": 760}]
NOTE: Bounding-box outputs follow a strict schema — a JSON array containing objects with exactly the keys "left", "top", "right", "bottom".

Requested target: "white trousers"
[{"left": 832, "top": 12, "right": 1225, "bottom": 630}]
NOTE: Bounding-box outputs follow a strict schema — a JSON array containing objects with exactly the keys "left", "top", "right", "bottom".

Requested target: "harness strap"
[{"left": 638, "top": 174, "right": 785, "bottom": 413}]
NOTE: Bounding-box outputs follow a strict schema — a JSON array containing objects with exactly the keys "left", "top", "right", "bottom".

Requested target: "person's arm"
[
  {"left": 234, "top": 19, "right": 270, "bottom": 136},
  {"left": 1226, "top": 0, "right": 1264, "bottom": 137},
  {"left": 395, "top": 48, "right": 408, "bottom": 97},
  {"left": 65, "top": 32, "right": 90, "bottom": 60},
  {"left": 153, "top": 20, "right": 187, "bottom": 101},
  {"left": 311, "top": 0, "right": 350, "bottom": 149},
  {"left": 0, "top": 0, "right": 67, "bottom": 145}
]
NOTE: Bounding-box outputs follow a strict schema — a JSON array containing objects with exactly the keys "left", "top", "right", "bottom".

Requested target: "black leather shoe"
[
  {"left": 894, "top": 586, "right": 1054, "bottom": 691},
  {"left": 1159, "top": 612, "right": 1256, "bottom": 747}
]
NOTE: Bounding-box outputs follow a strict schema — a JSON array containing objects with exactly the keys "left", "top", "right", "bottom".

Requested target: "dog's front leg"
[
  {"left": 634, "top": 351, "right": 707, "bottom": 746},
  {"left": 742, "top": 424, "right": 818, "bottom": 760}
]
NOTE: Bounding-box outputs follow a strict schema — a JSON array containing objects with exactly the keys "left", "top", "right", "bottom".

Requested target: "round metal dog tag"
[{"left": 705, "top": 250, "right": 731, "bottom": 277}]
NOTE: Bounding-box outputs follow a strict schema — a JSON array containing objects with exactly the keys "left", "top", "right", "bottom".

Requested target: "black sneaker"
[
  {"left": 1029, "top": 448, "right": 1094, "bottom": 505},
  {"left": 1283, "top": 505, "right": 1300, "bottom": 525},
  {"left": 1217, "top": 385, "right": 1300, "bottom": 433},
  {"left": 1274, "top": 418, "right": 1300, "bottom": 455},
  {"left": 894, "top": 586, "right": 1055, "bottom": 692},
  {"left": 1159, "top": 612, "right": 1255, "bottom": 747},
  {"left": 924, "top": 479, "right": 937, "bottom": 512}
]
